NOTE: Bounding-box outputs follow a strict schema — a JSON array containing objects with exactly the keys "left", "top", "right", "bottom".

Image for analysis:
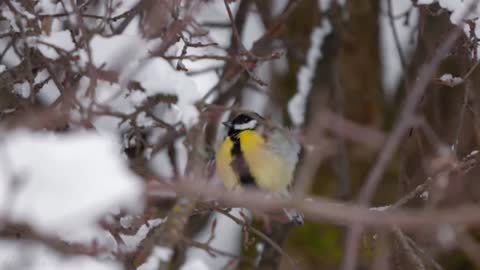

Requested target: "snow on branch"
[
  {"left": 0, "top": 131, "right": 143, "bottom": 240},
  {"left": 288, "top": 19, "right": 331, "bottom": 126}
]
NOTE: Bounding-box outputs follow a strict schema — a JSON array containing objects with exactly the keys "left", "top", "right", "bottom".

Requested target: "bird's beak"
[{"left": 222, "top": 121, "right": 232, "bottom": 128}]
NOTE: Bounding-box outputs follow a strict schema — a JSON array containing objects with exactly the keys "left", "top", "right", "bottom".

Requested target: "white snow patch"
[
  {"left": 112, "top": 0, "right": 141, "bottom": 16},
  {"left": 0, "top": 131, "right": 143, "bottom": 243},
  {"left": 150, "top": 147, "right": 175, "bottom": 178},
  {"left": 370, "top": 205, "right": 391, "bottom": 211},
  {"left": 240, "top": 10, "right": 271, "bottom": 113},
  {"left": 439, "top": 73, "right": 463, "bottom": 86},
  {"left": 420, "top": 191, "right": 429, "bottom": 200},
  {"left": 34, "top": 30, "right": 76, "bottom": 59},
  {"left": 0, "top": 241, "right": 120, "bottom": 270},
  {"left": 422, "top": 0, "right": 480, "bottom": 59},
  {"left": 10, "top": 1, "right": 35, "bottom": 19},
  {"left": 35, "top": 69, "right": 61, "bottom": 105},
  {"left": 78, "top": 33, "right": 200, "bottom": 130},
  {"left": 380, "top": 0, "right": 419, "bottom": 94},
  {"left": 13, "top": 81, "right": 31, "bottom": 98},
  {"left": 35, "top": 0, "right": 58, "bottom": 13},
  {"left": 130, "top": 58, "right": 200, "bottom": 126},
  {"left": 467, "top": 149, "right": 479, "bottom": 158},
  {"left": 319, "top": 0, "right": 346, "bottom": 10},
  {"left": 184, "top": 208, "right": 244, "bottom": 269},
  {"left": 272, "top": 0, "right": 289, "bottom": 16},
  {"left": 180, "top": 259, "right": 210, "bottom": 270},
  {"left": 137, "top": 247, "right": 174, "bottom": 270},
  {"left": 242, "top": 11, "right": 265, "bottom": 50},
  {"left": 120, "top": 218, "right": 165, "bottom": 252},
  {"left": 438, "top": 0, "right": 476, "bottom": 24},
  {"left": 417, "top": 0, "right": 434, "bottom": 4},
  {"left": 419, "top": 0, "right": 480, "bottom": 24},
  {"left": 1, "top": 8, "right": 19, "bottom": 32},
  {"left": 0, "top": 38, "right": 20, "bottom": 66},
  {"left": 88, "top": 34, "right": 149, "bottom": 72},
  {"left": 289, "top": 20, "right": 332, "bottom": 126}
]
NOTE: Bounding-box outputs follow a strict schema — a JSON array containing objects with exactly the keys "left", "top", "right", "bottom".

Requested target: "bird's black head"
[{"left": 224, "top": 113, "right": 259, "bottom": 136}]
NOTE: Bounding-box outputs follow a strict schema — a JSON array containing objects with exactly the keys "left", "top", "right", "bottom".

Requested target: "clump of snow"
[
  {"left": 466, "top": 149, "right": 479, "bottom": 158},
  {"left": 417, "top": 0, "right": 434, "bottom": 4},
  {"left": 88, "top": 34, "right": 150, "bottom": 73},
  {"left": 369, "top": 205, "right": 391, "bottom": 211},
  {"left": 0, "top": 130, "right": 144, "bottom": 243},
  {"left": 1, "top": 1, "right": 35, "bottom": 32},
  {"left": 13, "top": 81, "right": 31, "bottom": 98},
  {"left": 150, "top": 145, "right": 175, "bottom": 178},
  {"left": 33, "top": 30, "right": 76, "bottom": 60},
  {"left": 137, "top": 246, "right": 174, "bottom": 270},
  {"left": 439, "top": 73, "right": 463, "bottom": 87},
  {"left": 184, "top": 209, "right": 243, "bottom": 269},
  {"left": 130, "top": 58, "right": 201, "bottom": 125},
  {"left": 120, "top": 218, "right": 165, "bottom": 252},
  {"left": 418, "top": 0, "right": 479, "bottom": 24},
  {"left": 35, "top": 0, "right": 58, "bottom": 14},
  {"left": 437, "top": 0, "right": 478, "bottom": 25},
  {"left": 420, "top": 191, "right": 429, "bottom": 200},
  {"left": 0, "top": 241, "right": 120, "bottom": 270},
  {"left": 35, "top": 70, "right": 61, "bottom": 105},
  {"left": 420, "top": 0, "right": 480, "bottom": 59},
  {"left": 180, "top": 259, "right": 210, "bottom": 270},
  {"left": 288, "top": 20, "right": 332, "bottom": 126},
  {"left": 79, "top": 32, "right": 200, "bottom": 130},
  {"left": 111, "top": 0, "right": 141, "bottom": 17},
  {"left": 1, "top": 6, "right": 20, "bottom": 32}
]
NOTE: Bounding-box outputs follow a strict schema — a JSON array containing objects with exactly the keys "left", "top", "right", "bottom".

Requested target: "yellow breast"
[{"left": 215, "top": 130, "right": 294, "bottom": 192}]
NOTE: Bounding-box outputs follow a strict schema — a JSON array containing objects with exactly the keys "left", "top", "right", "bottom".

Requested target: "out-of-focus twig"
[{"left": 392, "top": 227, "right": 426, "bottom": 270}]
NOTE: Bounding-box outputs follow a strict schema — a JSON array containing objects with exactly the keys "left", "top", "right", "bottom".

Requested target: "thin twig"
[
  {"left": 453, "top": 76, "right": 472, "bottom": 154},
  {"left": 392, "top": 227, "right": 426, "bottom": 270},
  {"left": 405, "top": 234, "right": 444, "bottom": 270}
]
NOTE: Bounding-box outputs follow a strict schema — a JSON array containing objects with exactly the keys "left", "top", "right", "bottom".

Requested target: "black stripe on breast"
[{"left": 230, "top": 135, "right": 256, "bottom": 187}]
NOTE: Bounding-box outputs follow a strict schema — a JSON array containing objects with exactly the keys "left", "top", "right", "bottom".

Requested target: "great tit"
[{"left": 215, "top": 111, "right": 304, "bottom": 224}]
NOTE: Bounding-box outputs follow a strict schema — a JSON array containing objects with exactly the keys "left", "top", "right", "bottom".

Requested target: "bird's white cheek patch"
[{"left": 234, "top": 120, "right": 257, "bottom": 130}]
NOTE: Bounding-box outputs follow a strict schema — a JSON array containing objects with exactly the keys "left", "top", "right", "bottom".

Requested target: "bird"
[{"left": 215, "top": 110, "right": 303, "bottom": 224}]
